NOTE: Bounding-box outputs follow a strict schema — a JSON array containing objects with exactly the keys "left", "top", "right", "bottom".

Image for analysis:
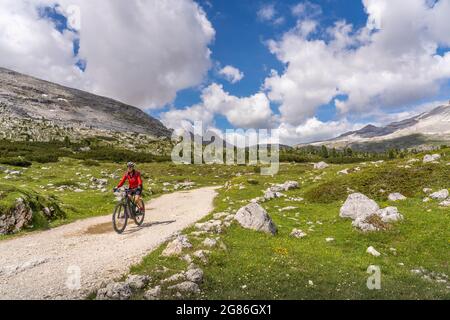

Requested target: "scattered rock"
[
  {"left": 290, "top": 228, "right": 307, "bottom": 239},
  {"left": 195, "top": 220, "right": 222, "bottom": 233},
  {"left": 168, "top": 281, "right": 200, "bottom": 294},
  {"left": 423, "top": 154, "right": 441, "bottom": 163},
  {"left": 161, "top": 235, "right": 192, "bottom": 257},
  {"left": 193, "top": 250, "right": 210, "bottom": 264},
  {"left": 423, "top": 197, "right": 431, "bottom": 202},
  {"left": 388, "top": 193, "right": 407, "bottom": 201},
  {"left": 181, "top": 254, "right": 193, "bottom": 264},
  {"left": 202, "top": 238, "right": 217, "bottom": 248},
  {"left": 338, "top": 168, "right": 349, "bottom": 175},
  {"left": 263, "top": 189, "right": 284, "bottom": 200},
  {"left": 423, "top": 188, "right": 433, "bottom": 194},
  {"left": 313, "top": 162, "right": 329, "bottom": 169},
  {"left": 161, "top": 272, "right": 186, "bottom": 284},
  {"left": 125, "top": 274, "right": 150, "bottom": 290},
  {"left": 352, "top": 217, "right": 379, "bottom": 232},
  {"left": 235, "top": 203, "right": 277, "bottom": 235},
  {"left": 325, "top": 237, "right": 335, "bottom": 242},
  {"left": 144, "top": 286, "right": 161, "bottom": 300},
  {"left": 278, "top": 206, "right": 297, "bottom": 212},
  {"left": 185, "top": 268, "right": 203, "bottom": 284},
  {"left": 366, "top": 246, "right": 381, "bottom": 257},
  {"left": 439, "top": 199, "right": 450, "bottom": 207},
  {"left": 96, "top": 282, "right": 132, "bottom": 300},
  {"left": 0, "top": 198, "right": 33, "bottom": 235},
  {"left": 213, "top": 212, "right": 228, "bottom": 220},
  {"left": 430, "top": 189, "right": 449, "bottom": 200},
  {"left": 224, "top": 214, "right": 235, "bottom": 221},
  {"left": 339, "top": 193, "right": 380, "bottom": 220},
  {"left": 376, "top": 207, "right": 403, "bottom": 223}
]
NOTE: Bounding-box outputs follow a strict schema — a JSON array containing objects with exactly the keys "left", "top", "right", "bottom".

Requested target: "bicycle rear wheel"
[
  {"left": 112, "top": 203, "right": 128, "bottom": 234},
  {"left": 133, "top": 202, "right": 145, "bottom": 226}
]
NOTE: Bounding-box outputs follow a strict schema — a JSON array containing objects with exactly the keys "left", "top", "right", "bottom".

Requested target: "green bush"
[
  {"left": 0, "top": 158, "right": 32, "bottom": 167},
  {"left": 26, "top": 154, "right": 59, "bottom": 163},
  {"left": 304, "top": 164, "right": 450, "bottom": 203}
]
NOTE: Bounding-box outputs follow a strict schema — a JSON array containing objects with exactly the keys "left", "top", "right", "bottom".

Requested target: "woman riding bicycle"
[{"left": 113, "top": 162, "right": 145, "bottom": 214}]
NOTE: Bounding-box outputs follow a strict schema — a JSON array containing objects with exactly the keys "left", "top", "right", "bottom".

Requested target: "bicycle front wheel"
[{"left": 112, "top": 203, "right": 128, "bottom": 234}]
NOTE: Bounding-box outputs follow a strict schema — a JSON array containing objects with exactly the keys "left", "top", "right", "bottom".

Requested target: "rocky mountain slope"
[
  {"left": 0, "top": 67, "right": 172, "bottom": 143},
  {"left": 299, "top": 102, "right": 450, "bottom": 151}
]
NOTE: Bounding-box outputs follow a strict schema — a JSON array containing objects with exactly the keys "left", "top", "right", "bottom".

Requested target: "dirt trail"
[{"left": 0, "top": 187, "right": 219, "bottom": 300}]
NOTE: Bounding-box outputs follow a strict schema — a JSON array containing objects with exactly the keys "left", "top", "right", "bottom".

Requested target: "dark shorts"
[{"left": 131, "top": 188, "right": 142, "bottom": 196}]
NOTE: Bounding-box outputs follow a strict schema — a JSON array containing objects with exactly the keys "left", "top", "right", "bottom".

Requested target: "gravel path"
[{"left": 0, "top": 187, "right": 218, "bottom": 300}]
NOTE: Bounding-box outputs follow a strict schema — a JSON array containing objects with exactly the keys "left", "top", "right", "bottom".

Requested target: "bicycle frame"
[{"left": 119, "top": 188, "right": 139, "bottom": 218}]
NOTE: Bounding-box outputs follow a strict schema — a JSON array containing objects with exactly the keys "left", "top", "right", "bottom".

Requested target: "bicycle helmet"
[{"left": 127, "top": 161, "right": 135, "bottom": 168}]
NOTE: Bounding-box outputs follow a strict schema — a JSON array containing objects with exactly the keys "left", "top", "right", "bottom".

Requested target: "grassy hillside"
[
  {"left": 1, "top": 144, "right": 448, "bottom": 299},
  {"left": 127, "top": 149, "right": 449, "bottom": 300}
]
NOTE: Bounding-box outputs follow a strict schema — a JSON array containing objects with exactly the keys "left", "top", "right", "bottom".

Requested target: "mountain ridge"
[
  {"left": 297, "top": 102, "right": 450, "bottom": 151},
  {"left": 0, "top": 67, "right": 172, "bottom": 141}
]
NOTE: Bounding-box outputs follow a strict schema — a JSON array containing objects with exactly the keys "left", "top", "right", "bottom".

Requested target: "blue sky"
[
  {"left": 165, "top": 0, "right": 370, "bottom": 127},
  {"left": 2, "top": 0, "right": 449, "bottom": 144},
  {"left": 161, "top": 0, "right": 450, "bottom": 135}
]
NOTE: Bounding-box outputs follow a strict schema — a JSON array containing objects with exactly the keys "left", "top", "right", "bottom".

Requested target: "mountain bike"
[{"left": 112, "top": 188, "right": 145, "bottom": 234}]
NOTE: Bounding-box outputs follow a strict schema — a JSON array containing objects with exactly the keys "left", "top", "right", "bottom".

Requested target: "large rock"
[
  {"left": 388, "top": 193, "right": 407, "bottom": 201},
  {"left": 161, "top": 235, "right": 192, "bottom": 257},
  {"left": 235, "top": 203, "right": 277, "bottom": 235},
  {"left": 313, "top": 162, "right": 329, "bottom": 169},
  {"left": 423, "top": 154, "right": 441, "bottom": 163},
  {"left": 339, "top": 193, "right": 380, "bottom": 220},
  {"left": 0, "top": 198, "right": 33, "bottom": 235},
  {"left": 96, "top": 282, "right": 132, "bottom": 300},
  {"left": 429, "top": 189, "right": 449, "bottom": 200}
]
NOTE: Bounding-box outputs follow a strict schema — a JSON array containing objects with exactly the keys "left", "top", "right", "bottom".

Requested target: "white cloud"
[
  {"left": 0, "top": 0, "right": 83, "bottom": 86},
  {"left": 257, "top": 3, "right": 285, "bottom": 25},
  {"left": 264, "top": 0, "right": 450, "bottom": 127},
  {"left": 0, "top": 0, "right": 215, "bottom": 109},
  {"left": 277, "top": 118, "right": 364, "bottom": 145},
  {"left": 291, "top": 1, "right": 322, "bottom": 18},
  {"left": 218, "top": 65, "right": 244, "bottom": 84},
  {"left": 161, "top": 83, "right": 274, "bottom": 130},
  {"left": 257, "top": 4, "right": 277, "bottom": 21}
]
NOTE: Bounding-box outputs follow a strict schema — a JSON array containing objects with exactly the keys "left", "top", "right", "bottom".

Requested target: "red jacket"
[{"left": 117, "top": 170, "right": 143, "bottom": 189}]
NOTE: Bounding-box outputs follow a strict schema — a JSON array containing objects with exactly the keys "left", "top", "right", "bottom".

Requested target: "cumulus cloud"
[
  {"left": 0, "top": 0, "right": 215, "bottom": 109},
  {"left": 0, "top": 0, "right": 83, "bottom": 86},
  {"left": 161, "top": 83, "right": 274, "bottom": 130},
  {"left": 264, "top": 0, "right": 450, "bottom": 126},
  {"left": 218, "top": 65, "right": 244, "bottom": 84}
]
